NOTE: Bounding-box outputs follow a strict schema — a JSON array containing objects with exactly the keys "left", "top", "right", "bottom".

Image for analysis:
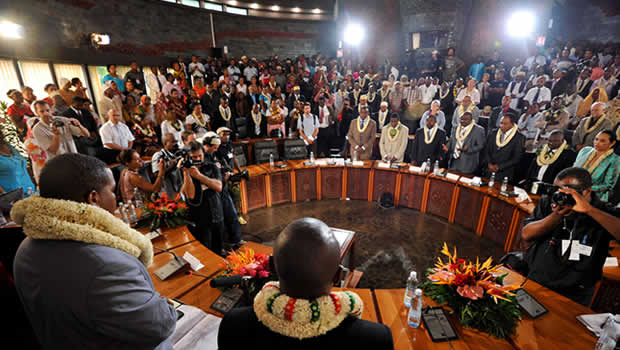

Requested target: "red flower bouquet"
[{"left": 138, "top": 192, "right": 188, "bottom": 230}]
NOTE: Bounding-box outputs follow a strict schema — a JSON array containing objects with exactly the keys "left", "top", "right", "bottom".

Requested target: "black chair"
[
  {"left": 254, "top": 140, "right": 279, "bottom": 164},
  {"left": 233, "top": 144, "right": 247, "bottom": 167},
  {"left": 235, "top": 117, "right": 248, "bottom": 139},
  {"left": 478, "top": 116, "right": 489, "bottom": 130},
  {"left": 564, "top": 129, "right": 575, "bottom": 147},
  {"left": 283, "top": 139, "right": 308, "bottom": 160}
]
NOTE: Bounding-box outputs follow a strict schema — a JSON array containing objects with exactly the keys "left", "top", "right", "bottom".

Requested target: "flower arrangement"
[
  {"left": 421, "top": 243, "right": 521, "bottom": 339},
  {"left": 137, "top": 192, "right": 188, "bottom": 230},
  {"left": 219, "top": 247, "right": 271, "bottom": 279}
]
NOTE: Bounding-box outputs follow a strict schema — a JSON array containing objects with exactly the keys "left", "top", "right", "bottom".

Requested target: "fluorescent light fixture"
[
  {"left": 507, "top": 11, "right": 535, "bottom": 38},
  {"left": 292, "top": 7, "right": 301, "bottom": 12},
  {"left": 0, "top": 21, "right": 24, "bottom": 40},
  {"left": 343, "top": 23, "right": 364, "bottom": 46},
  {"left": 312, "top": 8, "right": 321, "bottom": 14},
  {"left": 250, "top": 3, "right": 259, "bottom": 8},
  {"left": 90, "top": 33, "right": 110, "bottom": 46},
  {"left": 271, "top": 5, "right": 280, "bottom": 11}
]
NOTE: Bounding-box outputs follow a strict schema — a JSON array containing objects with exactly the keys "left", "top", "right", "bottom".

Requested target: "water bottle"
[
  {"left": 352, "top": 150, "right": 358, "bottom": 162},
  {"left": 127, "top": 201, "right": 138, "bottom": 224},
  {"left": 501, "top": 177, "right": 508, "bottom": 192},
  {"left": 133, "top": 188, "right": 142, "bottom": 208},
  {"left": 425, "top": 158, "right": 432, "bottom": 173},
  {"left": 488, "top": 172, "right": 496, "bottom": 188},
  {"left": 288, "top": 128, "right": 292, "bottom": 137},
  {"left": 404, "top": 271, "right": 419, "bottom": 307},
  {"left": 408, "top": 289, "right": 423, "bottom": 328},
  {"left": 26, "top": 187, "right": 34, "bottom": 197},
  {"left": 269, "top": 153, "right": 274, "bottom": 167},
  {"left": 433, "top": 160, "right": 440, "bottom": 175},
  {"left": 386, "top": 154, "right": 391, "bottom": 167},
  {"left": 310, "top": 151, "right": 315, "bottom": 164},
  {"left": 119, "top": 203, "right": 130, "bottom": 224},
  {"left": 595, "top": 315, "right": 618, "bottom": 350}
]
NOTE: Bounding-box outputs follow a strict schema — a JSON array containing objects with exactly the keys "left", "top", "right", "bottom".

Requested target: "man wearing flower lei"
[
  {"left": 534, "top": 95, "right": 569, "bottom": 140},
  {"left": 522, "top": 167, "right": 620, "bottom": 305},
  {"left": 346, "top": 106, "right": 376, "bottom": 160},
  {"left": 218, "top": 218, "right": 394, "bottom": 348},
  {"left": 572, "top": 102, "right": 613, "bottom": 152},
  {"left": 411, "top": 113, "right": 446, "bottom": 166},
  {"left": 379, "top": 113, "right": 409, "bottom": 163},
  {"left": 482, "top": 111, "right": 525, "bottom": 183},
  {"left": 446, "top": 111, "right": 486, "bottom": 174},
  {"left": 525, "top": 130, "right": 577, "bottom": 184}
]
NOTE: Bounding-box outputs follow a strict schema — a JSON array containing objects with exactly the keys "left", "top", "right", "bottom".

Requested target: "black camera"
[
  {"left": 174, "top": 149, "right": 202, "bottom": 168},
  {"left": 228, "top": 169, "right": 250, "bottom": 183},
  {"left": 551, "top": 191, "right": 576, "bottom": 207},
  {"left": 531, "top": 182, "right": 576, "bottom": 207},
  {"left": 52, "top": 119, "right": 65, "bottom": 128}
]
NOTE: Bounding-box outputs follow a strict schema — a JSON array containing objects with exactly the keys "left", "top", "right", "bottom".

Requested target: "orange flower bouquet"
[
  {"left": 137, "top": 192, "right": 189, "bottom": 230},
  {"left": 421, "top": 243, "right": 521, "bottom": 339},
  {"left": 219, "top": 247, "right": 271, "bottom": 279}
]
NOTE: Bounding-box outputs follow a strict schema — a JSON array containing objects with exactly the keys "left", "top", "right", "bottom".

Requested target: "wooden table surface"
[{"left": 142, "top": 225, "right": 196, "bottom": 254}]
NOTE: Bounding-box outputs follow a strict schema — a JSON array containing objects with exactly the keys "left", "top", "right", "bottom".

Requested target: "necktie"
[
  {"left": 500, "top": 131, "right": 506, "bottom": 143},
  {"left": 533, "top": 87, "right": 541, "bottom": 103},
  {"left": 320, "top": 107, "right": 324, "bottom": 123},
  {"left": 157, "top": 76, "right": 162, "bottom": 90},
  {"left": 360, "top": 118, "right": 365, "bottom": 129},
  {"left": 225, "top": 109, "right": 228, "bottom": 119}
]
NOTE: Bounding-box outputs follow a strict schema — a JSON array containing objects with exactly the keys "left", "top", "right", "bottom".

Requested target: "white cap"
[
  {"left": 410, "top": 271, "right": 417, "bottom": 279},
  {"left": 415, "top": 288, "right": 423, "bottom": 297}
]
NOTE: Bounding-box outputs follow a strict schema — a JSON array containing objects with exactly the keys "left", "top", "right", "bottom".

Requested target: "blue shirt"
[
  {"left": 0, "top": 146, "right": 35, "bottom": 195},
  {"left": 102, "top": 74, "right": 126, "bottom": 92},
  {"left": 469, "top": 63, "right": 485, "bottom": 82},
  {"left": 420, "top": 110, "right": 446, "bottom": 130}
]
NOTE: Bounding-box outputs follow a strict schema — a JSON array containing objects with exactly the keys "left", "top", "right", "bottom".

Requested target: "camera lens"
[{"left": 551, "top": 191, "right": 576, "bottom": 207}]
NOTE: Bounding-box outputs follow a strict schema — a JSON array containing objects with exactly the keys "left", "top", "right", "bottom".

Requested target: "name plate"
[
  {"left": 352, "top": 161, "right": 364, "bottom": 167},
  {"left": 446, "top": 173, "right": 460, "bottom": 181},
  {"left": 145, "top": 229, "right": 162, "bottom": 240},
  {"left": 460, "top": 177, "right": 472, "bottom": 185},
  {"left": 377, "top": 162, "right": 390, "bottom": 168},
  {"left": 409, "top": 166, "right": 422, "bottom": 173},
  {"left": 315, "top": 159, "right": 328, "bottom": 166},
  {"left": 183, "top": 252, "right": 204, "bottom": 271}
]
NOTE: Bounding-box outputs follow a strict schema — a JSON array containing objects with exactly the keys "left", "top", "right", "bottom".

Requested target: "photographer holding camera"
[
  {"left": 522, "top": 167, "right": 620, "bottom": 305},
  {"left": 32, "top": 100, "right": 91, "bottom": 159},
  {"left": 151, "top": 133, "right": 183, "bottom": 197},
  {"left": 182, "top": 140, "right": 225, "bottom": 255}
]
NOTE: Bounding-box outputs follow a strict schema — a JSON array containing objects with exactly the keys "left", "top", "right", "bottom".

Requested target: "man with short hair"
[
  {"left": 181, "top": 130, "right": 196, "bottom": 149},
  {"left": 213, "top": 96, "right": 236, "bottom": 134},
  {"left": 218, "top": 217, "right": 394, "bottom": 349},
  {"left": 62, "top": 96, "right": 100, "bottom": 156},
  {"left": 188, "top": 55, "right": 206, "bottom": 85},
  {"left": 32, "top": 100, "right": 90, "bottom": 160},
  {"left": 379, "top": 113, "right": 409, "bottom": 162},
  {"left": 98, "top": 85, "right": 123, "bottom": 122},
  {"left": 314, "top": 97, "right": 336, "bottom": 157},
  {"left": 151, "top": 133, "right": 183, "bottom": 198},
  {"left": 522, "top": 167, "right": 620, "bottom": 305},
  {"left": 483, "top": 112, "right": 526, "bottom": 182},
  {"left": 12, "top": 153, "right": 177, "bottom": 349},
  {"left": 547, "top": 69, "right": 569, "bottom": 98},
  {"left": 524, "top": 76, "right": 552, "bottom": 109},
  {"left": 446, "top": 111, "right": 486, "bottom": 174},
  {"left": 451, "top": 95, "right": 480, "bottom": 130},
  {"left": 489, "top": 95, "right": 512, "bottom": 133},
  {"left": 411, "top": 113, "right": 446, "bottom": 166},
  {"left": 488, "top": 70, "right": 509, "bottom": 107},
  {"left": 347, "top": 106, "right": 376, "bottom": 160},
  {"left": 373, "top": 101, "right": 391, "bottom": 132},
  {"left": 298, "top": 103, "right": 320, "bottom": 155},
  {"left": 526, "top": 130, "right": 577, "bottom": 184},
  {"left": 505, "top": 71, "right": 527, "bottom": 110},
  {"left": 572, "top": 102, "right": 614, "bottom": 151},
  {"left": 227, "top": 59, "right": 241, "bottom": 83},
  {"left": 286, "top": 85, "right": 305, "bottom": 112},
  {"left": 99, "top": 109, "right": 135, "bottom": 164},
  {"left": 124, "top": 61, "right": 145, "bottom": 93}
]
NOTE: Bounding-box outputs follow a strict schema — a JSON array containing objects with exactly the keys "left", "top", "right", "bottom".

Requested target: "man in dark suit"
[
  {"left": 547, "top": 69, "right": 569, "bottom": 98},
  {"left": 526, "top": 130, "right": 577, "bottom": 184},
  {"left": 200, "top": 83, "right": 217, "bottom": 117},
  {"left": 483, "top": 111, "right": 526, "bottom": 183},
  {"left": 410, "top": 113, "right": 446, "bottom": 165},
  {"left": 62, "top": 96, "right": 100, "bottom": 156},
  {"left": 488, "top": 96, "right": 512, "bottom": 134},
  {"left": 286, "top": 85, "right": 305, "bottom": 112},
  {"left": 218, "top": 218, "right": 394, "bottom": 350},
  {"left": 211, "top": 96, "right": 237, "bottom": 136}
]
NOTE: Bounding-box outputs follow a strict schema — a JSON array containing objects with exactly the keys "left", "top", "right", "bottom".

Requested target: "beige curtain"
[
  {"left": 0, "top": 59, "right": 21, "bottom": 105},
  {"left": 18, "top": 61, "right": 54, "bottom": 100}
]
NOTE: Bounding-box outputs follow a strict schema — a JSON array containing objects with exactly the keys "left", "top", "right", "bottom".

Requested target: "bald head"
[{"left": 274, "top": 218, "right": 340, "bottom": 299}]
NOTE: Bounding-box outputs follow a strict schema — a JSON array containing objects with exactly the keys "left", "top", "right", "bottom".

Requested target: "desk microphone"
[
  {"left": 185, "top": 270, "right": 211, "bottom": 279},
  {"left": 209, "top": 275, "right": 251, "bottom": 288},
  {"left": 153, "top": 246, "right": 182, "bottom": 262}
]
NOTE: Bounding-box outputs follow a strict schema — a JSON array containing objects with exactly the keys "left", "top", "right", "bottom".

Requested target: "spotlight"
[
  {"left": 343, "top": 23, "right": 364, "bottom": 46},
  {"left": 90, "top": 33, "right": 110, "bottom": 47},
  {"left": 0, "top": 21, "right": 24, "bottom": 40},
  {"left": 271, "top": 5, "right": 279, "bottom": 11},
  {"left": 312, "top": 8, "right": 321, "bottom": 14},
  {"left": 507, "top": 11, "right": 535, "bottom": 38}
]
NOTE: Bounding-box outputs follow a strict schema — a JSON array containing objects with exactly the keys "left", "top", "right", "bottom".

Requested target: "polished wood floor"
[{"left": 242, "top": 199, "right": 506, "bottom": 289}]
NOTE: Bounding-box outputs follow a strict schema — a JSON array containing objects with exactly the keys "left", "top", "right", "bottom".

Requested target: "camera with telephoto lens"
[
  {"left": 174, "top": 149, "right": 202, "bottom": 168},
  {"left": 227, "top": 169, "right": 250, "bottom": 183},
  {"left": 52, "top": 118, "right": 65, "bottom": 128},
  {"left": 530, "top": 181, "right": 576, "bottom": 207}
]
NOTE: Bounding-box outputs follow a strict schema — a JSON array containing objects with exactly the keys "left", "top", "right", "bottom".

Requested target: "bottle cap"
[
  {"left": 409, "top": 271, "right": 417, "bottom": 279},
  {"left": 415, "top": 288, "right": 423, "bottom": 297}
]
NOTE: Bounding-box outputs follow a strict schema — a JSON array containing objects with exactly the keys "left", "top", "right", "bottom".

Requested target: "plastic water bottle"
[
  {"left": 488, "top": 172, "right": 496, "bottom": 187},
  {"left": 127, "top": 201, "right": 138, "bottom": 224},
  {"left": 433, "top": 160, "right": 440, "bottom": 175},
  {"left": 425, "top": 158, "right": 432, "bottom": 173},
  {"left": 387, "top": 154, "right": 391, "bottom": 167},
  {"left": 133, "top": 188, "right": 142, "bottom": 208},
  {"left": 408, "top": 289, "right": 423, "bottom": 328},
  {"left": 501, "top": 177, "right": 509, "bottom": 192},
  {"left": 352, "top": 150, "right": 358, "bottom": 162},
  {"left": 310, "top": 151, "right": 315, "bottom": 164},
  {"left": 404, "top": 271, "right": 419, "bottom": 307},
  {"left": 269, "top": 153, "right": 274, "bottom": 167},
  {"left": 595, "top": 315, "right": 618, "bottom": 350},
  {"left": 119, "top": 203, "right": 130, "bottom": 224},
  {"left": 26, "top": 187, "right": 34, "bottom": 197}
]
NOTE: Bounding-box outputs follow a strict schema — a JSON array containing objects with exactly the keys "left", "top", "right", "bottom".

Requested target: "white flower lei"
[{"left": 253, "top": 281, "right": 363, "bottom": 339}]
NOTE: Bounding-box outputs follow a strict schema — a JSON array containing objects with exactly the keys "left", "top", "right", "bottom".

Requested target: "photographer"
[
  {"left": 522, "top": 167, "right": 620, "bottom": 305},
  {"left": 151, "top": 133, "right": 183, "bottom": 197},
  {"left": 182, "top": 140, "right": 225, "bottom": 255},
  {"left": 205, "top": 131, "right": 245, "bottom": 247},
  {"left": 32, "top": 100, "right": 90, "bottom": 159}
]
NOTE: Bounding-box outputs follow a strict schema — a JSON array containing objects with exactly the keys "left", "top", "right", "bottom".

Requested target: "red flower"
[
  {"left": 258, "top": 270, "right": 270, "bottom": 278},
  {"left": 453, "top": 274, "right": 474, "bottom": 287}
]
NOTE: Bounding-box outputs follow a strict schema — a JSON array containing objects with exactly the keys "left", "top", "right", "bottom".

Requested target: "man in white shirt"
[
  {"left": 243, "top": 62, "right": 258, "bottom": 82},
  {"left": 99, "top": 109, "right": 135, "bottom": 164},
  {"left": 524, "top": 76, "right": 551, "bottom": 109},
  {"left": 524, "top": 53, "right": 547, "bottom": 73},
  {"left": 418, "top": 77, "right": 438, "bottom": 105},
  {"left": 456, "top": 78, "right": 481, "bottom": 105},
  {"left": 227, "top": 59, "right": 241, "bottom": 83},
  {"left": 162, "top": 74, "right": 184, "bottom": 98},
  {"left": 297, "top": 103, "right": 319, "bottom": 155},
  {"left": 188, "top": 55, "right": 206, "bottom": 85},
  {"left": 314, "top": 97, "right": 335, "bottom": 157},
  {"left": 420, "top": 100, "right": 446, "bottom": 130},
  {"left": 32, "top": 100, "right": 90, "bottom": 161},
  {"left": 517, "top": 102, "right": 541, "bottom": 148},
  {"left": 144, "top": 66, "right": 162, "bottom": 102},
  {"left": 505, "top": 72, "right": 527, "bottom": 110}
]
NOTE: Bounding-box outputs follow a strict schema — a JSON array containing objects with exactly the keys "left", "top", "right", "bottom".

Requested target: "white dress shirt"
[
  {"left": 99, "top": 121, "right": 135, "bottom": 149},
  {"left": 419, "top": 85, "right": 438, "bottom": 104},
  {"left": 456, "top": 88, "right": 481, "bottom": 105},
  {"left": 524, "top": 86, "right": 551, "bottom": 105},
  {"left": 317, "top": 105, "right": 331, "bottom": 128}
]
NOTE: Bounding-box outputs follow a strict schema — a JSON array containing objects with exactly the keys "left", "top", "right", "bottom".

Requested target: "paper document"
[{"left": 183, "top": 252, "right": 204, "bottom": 271}]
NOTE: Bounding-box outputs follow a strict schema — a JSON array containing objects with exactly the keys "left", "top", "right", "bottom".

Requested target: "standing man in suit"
[
  {"left": 411, "top": 113, "right": 446, "bottom": 165},
  {"left": 547, "top": 69, "right": 569, "bottom": 98},
  {"left": 372, "top": 102, "right": 390, "bottom": 133},
  {"left": 379, "top": 113, "right": 409, "bottom": 162},
  {"left": 526, "top": 130, "right": 577, "bottom": 184},
  {"left": 200, "top": 83, "right": 218, "bottom": 118},
  {"left": 488, "top": 96, "right": 512, "bottom": 133},
  {"left": 347, "top": 106, "right": 377, "bottom": 160},
  {"left": 212, "top": 96, "right": 236, "bottom": 136},
  {"left": 286, "top": 85, "right": 305, "bottom": 112},
  {"left": 483, "top": 112, "right": 526, "bottom": 183},
  {"left": 446, "top": 111, "right": 486, "bottom": 174},
  {"left": 62, "top": 96, "right": 100, "bottom": 156},
  {"left": 218, "top": 217, "right": 394, "bottom": 349},
  {"left": 313, "top": 96, "right": 336, "bottom": 157}
]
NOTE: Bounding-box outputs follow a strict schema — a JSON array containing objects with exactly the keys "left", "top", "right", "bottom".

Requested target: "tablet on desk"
[{"left": 516, "top": 288, "right": 548, "bottom": 319}]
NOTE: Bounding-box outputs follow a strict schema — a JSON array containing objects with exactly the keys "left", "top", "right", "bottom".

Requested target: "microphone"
[
  {"left": 185, "top": 270, "right": 211, "bottom": 279},
  {"left": 209, "top": 275, "right": 251, "bottom": 288},
  {"left": 153, "top": 246, "right": 182, "bottom": 262}
]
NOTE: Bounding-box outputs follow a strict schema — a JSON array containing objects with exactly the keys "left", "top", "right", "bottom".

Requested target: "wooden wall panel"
[
  {"left": 295, "top": 168, "right": 317, "bottom": 201},
  {"left": 454, "top": 186, "right": 484, "bottom": 230},
  {"left": 247, "top": 174, "right": 267, "bottom": 211},
  {"left": 481, "top": 198, "right": 516, "bottom": 247},
  {"left": 372, "top": 170, "right": 397, "bottom": 201},
  {"left": 426, "top": 179, "right": 455, "bottom": 219},
  {"left": 398, "top": 173, "right": 425, "bottom": 210},
  {"left": 510, "top": 210, "right": 532, "bottom": 252},
  {"left": 347, "top": 168, "right": 370, "bottom": 200},
  {"left": 270, "top": 172, "right": 291, "bottom": 205},
  {"left": 321, "top": 168, "right": 343, "bottom": 199}
]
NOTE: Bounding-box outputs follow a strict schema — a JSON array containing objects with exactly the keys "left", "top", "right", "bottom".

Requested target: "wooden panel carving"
[
  {"left": 482, "top": 198, "right": 515, "bottom": 247},
  {"left": 426, "top": 179, "right": 455, "bottom": 219},
  {"left": 399, "top": 173, "right": 425, "bottom": 210},
  {"left": 270, "top": 172, "right": 291, "bottom": 205},
  {"left": 510, "top": 210, "right": 532, "bottom": 252},
  {"left": 321, "top": 168, "right": 343, "bottom": 199},
  {"left": 247, "top": 174, "right": 267, "bottom": 211},
  {"left": 346, "top": 168, "right": 370, "bottom": 200},
  {"left": 372, "top": 170, "right": 397, "bottom": 201},
  {"left": 454, "top": 186, "right": 484, "bottom": 230},
  {"left": 295, "top": 168, "right": 317, "bottom": 201}
]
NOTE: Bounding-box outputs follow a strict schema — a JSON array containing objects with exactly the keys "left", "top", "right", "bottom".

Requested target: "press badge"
[{"left": 228, "top": 152, "right": 233, "bottom": 159}]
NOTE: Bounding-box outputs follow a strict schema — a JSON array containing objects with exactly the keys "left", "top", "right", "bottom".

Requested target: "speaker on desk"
[
  {"left": 235, "top": 117, "right": 248, "bottom": 139},
  {"left": 254, "top": 140, "right": 279, "bottom": 164},
  {"left": 233, "top": 144, "right": 247, "bottom": 167},
  {"left": 283, "top": 139, "right": 308, "bottom": 160}
]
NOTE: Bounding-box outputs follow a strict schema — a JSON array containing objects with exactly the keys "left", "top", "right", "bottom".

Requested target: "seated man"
[
  {"left": 379, "top": 113, "right": 409, "bottom": 162},
  {"left": 483, "top": 112, "right": 525, "bottom": 183},
  {"left": 99, "top": 109, "right": 135, "bottom": 164},
  {"left": 12, "top": 153, "right": 177, "bottom": 349},
  {"left": 525, "top": 130, "right": 577, "bottom": 184},
  {"left": 218, "top": 217, "right": 394, "bottom": 349},
  {"left": 410, "top": 113, "right": 446, "bottom": 166},
  {"left": 522, "top": 167, "right": 620, "bottom": 306}
]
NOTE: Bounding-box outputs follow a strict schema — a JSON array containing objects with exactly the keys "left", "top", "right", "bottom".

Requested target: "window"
[
  {"left": 225, "top": 6, "right": 247, "bottom": 15},
  {"left": 17, "top": 61, "right": 54, "bottom": 101},
  {"left": 181, "top": 0, "right": 200, "bottom": 8},
  {"left": 204, "top": 2, "right": 222, "bottom": 11},
  {"left": 53, "top": 63, "right": 92, "bottom": 100},
  {"left": 411, "top": 33, "right": 421, "bottom": 50},
  {"left": 0, "top": 60, "right": 21, "bottom": 105}
]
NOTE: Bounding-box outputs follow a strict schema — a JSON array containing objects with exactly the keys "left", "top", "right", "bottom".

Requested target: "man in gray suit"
[
  {"left": 12, "top": 153, "right": 177, "bottom": 349},
  {"left": 445, "top": 111, "right": 486, "bottom": 174}
]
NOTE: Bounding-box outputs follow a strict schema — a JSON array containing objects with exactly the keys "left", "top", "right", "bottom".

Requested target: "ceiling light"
[
  {"left": 292, "top": 7, "right": 301, "bottom": 12},
  {"left": 250, "top": 3, "right": 259, "bottom": 8},
  {"left": 343, "top": 23, "right": 364, "bottom": 46},
  {"left": 0, "top": 21, "right": 24, "bottom": 40},
  {"left": 228, "top": 0, "right": 237, "bottom": 5},
  {"left": 272, "top": 5, "right": 280, "bottom": 11},
  {"left": 312, "top": 8, "right": 321, "bottom": 14}
]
